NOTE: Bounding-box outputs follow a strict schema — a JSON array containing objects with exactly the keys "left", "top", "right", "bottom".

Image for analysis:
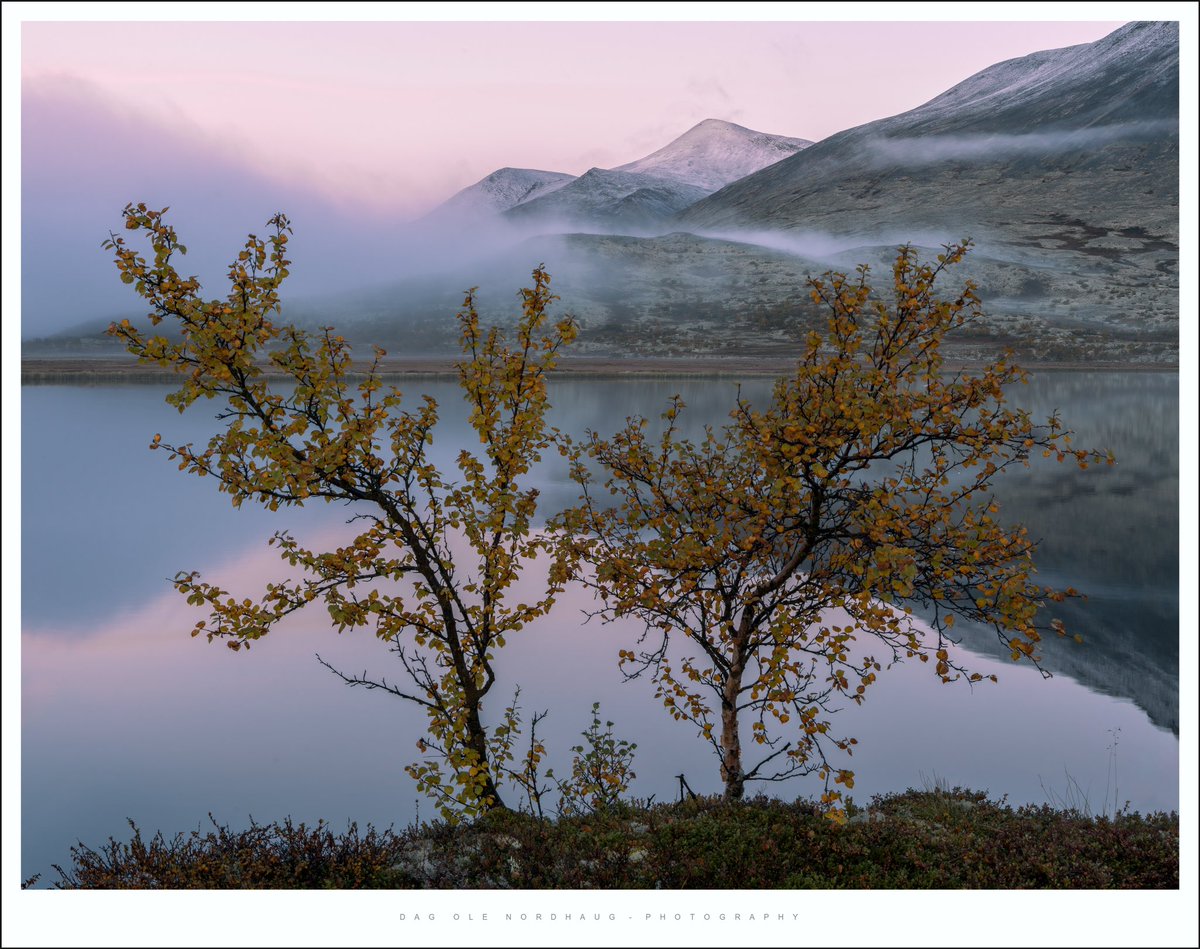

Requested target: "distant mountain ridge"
[{"left": 422, "top": 118, "right": 812, "bottom": 233}]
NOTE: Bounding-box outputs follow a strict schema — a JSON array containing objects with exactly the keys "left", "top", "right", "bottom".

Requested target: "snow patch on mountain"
[
  {"left": 426, "top": 167, "right": 577, "bottom": 220},
  {"left": 616, "top": 118, "right": 812, "bottom": 191}
]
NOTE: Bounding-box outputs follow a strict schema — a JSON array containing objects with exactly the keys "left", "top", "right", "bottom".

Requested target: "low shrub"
[{"left": 34, "top": 788, "right": 1178, "bottom": 890}]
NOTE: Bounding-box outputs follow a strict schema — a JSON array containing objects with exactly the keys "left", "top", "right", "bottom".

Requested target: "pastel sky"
[
  {"left": 22, "top": 18, "right": 1126, "bottom": 217},
  {"left": 15, "top": 14, "right": 1138, "bottom": 336}
]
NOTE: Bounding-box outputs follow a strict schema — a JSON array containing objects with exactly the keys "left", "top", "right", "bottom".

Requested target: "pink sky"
[{"left": 22, "top": 19, "right": 1126, "bottom": 216}]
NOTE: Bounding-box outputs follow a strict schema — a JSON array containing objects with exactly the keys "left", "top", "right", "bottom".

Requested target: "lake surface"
[{"left": 20, "top": 372, "right": 1179, "bottom": 883}]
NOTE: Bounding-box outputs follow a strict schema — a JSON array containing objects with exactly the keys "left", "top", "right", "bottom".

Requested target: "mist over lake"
[{"left": 21, "top": 371, "right": 1178, "bottom": 883}]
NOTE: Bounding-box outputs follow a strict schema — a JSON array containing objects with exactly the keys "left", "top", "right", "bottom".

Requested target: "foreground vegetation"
[{"left": 32, "top": 788, "right": 1177, "bottom": 889}]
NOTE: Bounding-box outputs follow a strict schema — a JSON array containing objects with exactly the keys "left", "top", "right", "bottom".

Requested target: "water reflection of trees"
[
  {"left": 29, "top": 372, "right": 1178, "bottom": 733},
  {"left": 546, "top": 372, "right": 1181, "bottom": 735}
]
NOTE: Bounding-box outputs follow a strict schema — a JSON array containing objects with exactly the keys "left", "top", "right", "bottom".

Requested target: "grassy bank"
[{"left": 30, "top": 788, "right": 1178, "bottom": 889}]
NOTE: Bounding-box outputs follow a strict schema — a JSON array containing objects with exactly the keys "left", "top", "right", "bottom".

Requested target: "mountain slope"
[
  {"left": 678, "top": 21, "right": 1179, "bottom": 239},
  {"left": 422, "top": 167, "right": 576, "bottom": 222},
  {"left": 899, "top": 20, "right": 1177, "bottom": 134}
]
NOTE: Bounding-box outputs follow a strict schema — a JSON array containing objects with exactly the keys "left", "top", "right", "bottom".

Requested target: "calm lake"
[{"left": 20, "top": 371, "right": 1179, "bottom": 882}]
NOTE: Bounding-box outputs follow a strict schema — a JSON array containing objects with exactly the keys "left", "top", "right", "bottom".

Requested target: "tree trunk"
[
  {"left": 466, "top": 701, "right": 507, "bottom": 811},
  {"left": 720, "top": 651, "right": 746, "bottom": 801}
]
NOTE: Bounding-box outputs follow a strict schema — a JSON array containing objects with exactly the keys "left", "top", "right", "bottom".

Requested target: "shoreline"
[{"left": 20, "top": 354, "right": 1181, "bottom": 384}]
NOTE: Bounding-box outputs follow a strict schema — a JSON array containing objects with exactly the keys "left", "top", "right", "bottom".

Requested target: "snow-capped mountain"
[
  {"left": 422, "top": 167, "right": 576, "bottom": 223},
  {"left": 616, "top": 118, "right": 811, "bottom": 191},
  {"left": 425, "top": 119, "right": 811, "bottom": 234}
]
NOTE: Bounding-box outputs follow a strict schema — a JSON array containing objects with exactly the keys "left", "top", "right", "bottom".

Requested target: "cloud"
[
  {"left": 20, "top": 78, "right": 426, "bottom": 337},
  {"left": 865, "top": 120, "right": 1177, "bottom": 168}
]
